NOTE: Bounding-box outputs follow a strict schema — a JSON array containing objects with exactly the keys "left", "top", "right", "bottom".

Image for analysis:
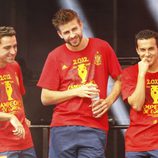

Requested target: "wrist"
[
  {"left": 67, "top": 88, "right": 78, "bottom": 97},
  {"left": 9, "top": 114, "right": 15, "bottom": 121},
  {"left": 138, "top": 73, "right": 146, "bottom": 78}
]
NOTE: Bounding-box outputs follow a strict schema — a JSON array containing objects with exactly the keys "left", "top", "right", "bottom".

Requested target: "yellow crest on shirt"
[{"left": 94, "top": 51, "right": 102, "bottom": 65}]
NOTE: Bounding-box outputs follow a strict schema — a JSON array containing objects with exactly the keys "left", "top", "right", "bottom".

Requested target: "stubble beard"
[{"left": 66, "top": 34, "right": 83, "bottom": 47}]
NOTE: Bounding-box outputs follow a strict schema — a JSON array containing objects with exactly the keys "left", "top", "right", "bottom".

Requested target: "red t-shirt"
[
  {"left": 0, "top": 62, "right": 33, "bottom": 152},
  {"left": 37, "top": 38, "right": 122, "bottom": 131},
  {"left": 121, "top": 64, "right": 158, "bottom": 151}
]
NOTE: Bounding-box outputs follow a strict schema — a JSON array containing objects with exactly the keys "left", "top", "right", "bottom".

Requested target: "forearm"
[
  {"left": 128, "top": 74, "right": 145, "bottom": 111},
  {"left": 0, "top": 112, "right": 13, "bottom": 121},
  {"left": 41, "top": 83, "right": 100, "bottom": 105},
  {"left": 91, "top": 78, "right": 121, "bottom": 118},
  {"left": 41, "top": 88, "right": 78, "bottom": 105},
  {"left": 106, "top": 78, "right": 121, "bottom": 106}
]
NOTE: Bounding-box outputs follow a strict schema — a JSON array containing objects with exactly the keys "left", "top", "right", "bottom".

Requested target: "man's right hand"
[
  {"left": 10, "top": 115, "right": 25, "bottom": 139},
  {"left": 138, "top": 58, "right": 149, "bottom": 76},
  {"left": 74, "top": 84, "right": 100, "bottom": 98}
]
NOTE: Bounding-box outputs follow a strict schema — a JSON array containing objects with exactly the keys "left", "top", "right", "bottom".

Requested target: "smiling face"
[
  {"left": 136, "top": 38, "right": 158, "bottom": 68},
  {"left": 57, "top": 18, "right": 83, "bottom": 48},
  {"left": 0, "top": 35, "right": 17, "bottom": 67}
]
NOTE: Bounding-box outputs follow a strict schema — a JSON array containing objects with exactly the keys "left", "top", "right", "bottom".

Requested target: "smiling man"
[
  {"left": 37, "top": 9, "right": 122, "bottom": 158},
  {"left": 121, "top": 29, "right": 158, "bottom": 158},
  {"left": 0, "top": 26, "right": 37, "bottom": 158}
]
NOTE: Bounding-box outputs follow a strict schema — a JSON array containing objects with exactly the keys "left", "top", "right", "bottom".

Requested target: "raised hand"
[{"left": 138, "top": 57, "right": 149, "bottom": 76}]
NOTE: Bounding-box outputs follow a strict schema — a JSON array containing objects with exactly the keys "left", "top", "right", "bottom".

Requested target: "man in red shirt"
[
  {"left": 37, "top": 9, "right": 121, "bottom": 158},
  {"left": 121, "top": 29, "right": 158, "bottom": 158},
  {"left": 0, "top": 26, "right": 37, "bottom": 158}
]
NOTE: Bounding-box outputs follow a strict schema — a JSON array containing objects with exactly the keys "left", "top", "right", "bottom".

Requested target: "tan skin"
[
  {"left": 41, "top": 18, "right": 121, "bottom": 118},
  {"left": 128, "top": 38, "right": 158, "bottom": 111},
  {"left": 0, "top": 35, "right": 30, "bottom": 138}
]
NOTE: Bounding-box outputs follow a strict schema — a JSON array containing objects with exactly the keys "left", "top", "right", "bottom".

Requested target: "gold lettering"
[
  {"left": 0, "top": 100, "right": 21, "bottom": 113},
  {"left": 73, "top": 57, "right": 89, "bottom": 65},
  {"left": 0, "top": 74, "right": 11, "bottom": 81},
  {"left": 147, "top": 79, "right": 158, "bottom": 85},
  {"left": 68, "top": 80, "right": 96, "bottom": 90}
]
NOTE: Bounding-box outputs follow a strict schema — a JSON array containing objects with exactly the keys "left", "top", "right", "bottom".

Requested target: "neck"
[{"left": 0, "top": 63, "right": 7, "bottom": 68}]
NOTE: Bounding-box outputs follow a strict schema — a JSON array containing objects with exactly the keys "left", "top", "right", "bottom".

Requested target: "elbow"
[
  {"left": 41, "top": 89, "right": 55, "bottom": 106},
  {"left": 132, "top": 104, "right": 142, "bottom": 111},
  {"left": 128, "top": 97, "right": 143, "bottom": 112},
  {"left": 41, "top": 95, "right": 56, "bottom": 105},
  {"left": 41, "top": 96, "right": 51, "bottom": 106}
]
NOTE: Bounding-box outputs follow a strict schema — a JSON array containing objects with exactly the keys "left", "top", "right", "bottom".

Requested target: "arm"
[
  {"left": 0, "top": 112, "right": 25, "bottom": 138},
  {"left": 91, "top": 75, "right": 121, "bottom": 118},
  {"left": 41, "top": 84, "right": 100, "bottom": 105},
  {"left": 0, "top": 112, "right": 14, "bottom": 121},
  {"left": 127, "top": 59, "right": 148, "bottom": 111}
]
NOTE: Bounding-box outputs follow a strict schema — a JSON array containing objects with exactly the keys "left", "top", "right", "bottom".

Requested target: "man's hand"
[
  {"left": 10, "top": 115, "right": 25, "bottom": 139},
  {"left": 74, "top": 84, "right": 100, "bottom": 99},
  {"left": 90, "top": 98, "right": 113, "bottom": 118},
  {"left": 138, "top": 58, "right": 149, "bottom": 76},
  {"left": 25, "top": 118, "right": 31, "bottom": 127}
]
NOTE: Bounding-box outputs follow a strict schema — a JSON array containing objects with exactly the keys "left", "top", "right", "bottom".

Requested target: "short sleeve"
[{"left": 37, "top": 52, "right": 60, "bottom": 90}]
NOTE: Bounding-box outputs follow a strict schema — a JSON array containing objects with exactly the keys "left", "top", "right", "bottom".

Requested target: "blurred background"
[{"left": 0, "top": 0, "right": 158, "bottom": 157}]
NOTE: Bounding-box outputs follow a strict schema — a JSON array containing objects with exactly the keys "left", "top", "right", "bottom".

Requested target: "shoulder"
[
  {"left": 43, "top": 44, "right": 66, "bottom": 65},
  {"left": 9, "top": 61, "right": 20, "bottom": 70},
  {"left": 5, "top": 62, "right": 22, "bottom": 76},
  {"left": 122, "top": 64, "right": 138, "bottom": 75},
  {"left": 48, "top": 44, "right": 65, "bottom": 58},
  {"left": 89, "top": 38, "right": 113, "bottom": 54},
  {"left": 90, "top": 37, "right": 109, "bottom": 45},
  {"left": 123, "top": 64, "right": 138, "bottom": 71}
]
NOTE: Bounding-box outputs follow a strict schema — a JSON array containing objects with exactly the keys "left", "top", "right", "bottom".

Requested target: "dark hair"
[
  {"left": 0, "top": 26, "right": 16, "bottom": 40},
  {"left": 135, "top": 29, "right": 158, "bottom": 48},
  {"left": 52, "top": 9, "right": 80, "bottom": 30}
]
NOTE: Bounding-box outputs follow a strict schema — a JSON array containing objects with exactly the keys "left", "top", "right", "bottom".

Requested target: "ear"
[
  {"left": 135, "top": 47, "right": 139, "bottom": 55},
  {"left": 79, "top": 21, "right": 83, "bottom": 29},
  {"left": 57, "top": 31, "right": 63, "bottom": 39}
]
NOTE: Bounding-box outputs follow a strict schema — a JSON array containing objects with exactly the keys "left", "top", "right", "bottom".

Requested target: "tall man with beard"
[{"left": 37, "top": 9, "right": 121, "bottom": 158}]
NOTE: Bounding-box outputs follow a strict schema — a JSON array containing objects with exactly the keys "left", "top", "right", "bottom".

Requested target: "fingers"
[
  {"left": 92, "top": 104, "right": 108, "bottom": 118},
  {"left": 90, "top": 99, "right": 109, "bottom": 118},
  {"left": 86, "top": 84, "right": 100, "bottom": 98},
  {"left": 10, "top": 115, "right": 25, "bottom": 139},
  {"left": 25, "top": 118, "right": 31, "bottom": 127},
  {"left": 13, "top": 126, "right": 25, "bottom": 139},
  {"left": 77, "top": 84, "right": 100, "bottom": 98},
  {"left": 93, "top": 108, "right": 107, "bottom": 118}
]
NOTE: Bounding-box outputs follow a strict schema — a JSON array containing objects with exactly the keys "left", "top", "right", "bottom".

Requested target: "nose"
[
  {"left": 145, "top": 51, "right": 150, "bottom": 57},
  {"left": 69, "top": 31, "right": 75, "bottom": 38},
  {"left": 10, "top": 47, "right": 17, "bottom": 55}
]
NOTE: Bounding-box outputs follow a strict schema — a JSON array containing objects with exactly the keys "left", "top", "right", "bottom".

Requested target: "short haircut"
[
  {"left": 0, "top": 26, "right": 16, "bottom": 40},
  {"left": 135, "top": 29, "right": 158, "bottom": 48},
  {"left": 52, "top": 9, "right": 80, "bottom": 30}
]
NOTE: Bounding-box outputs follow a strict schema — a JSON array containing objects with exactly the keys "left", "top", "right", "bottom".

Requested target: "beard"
[{"left": 66, "top": 34, "right": 83, "bottom": 47}]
